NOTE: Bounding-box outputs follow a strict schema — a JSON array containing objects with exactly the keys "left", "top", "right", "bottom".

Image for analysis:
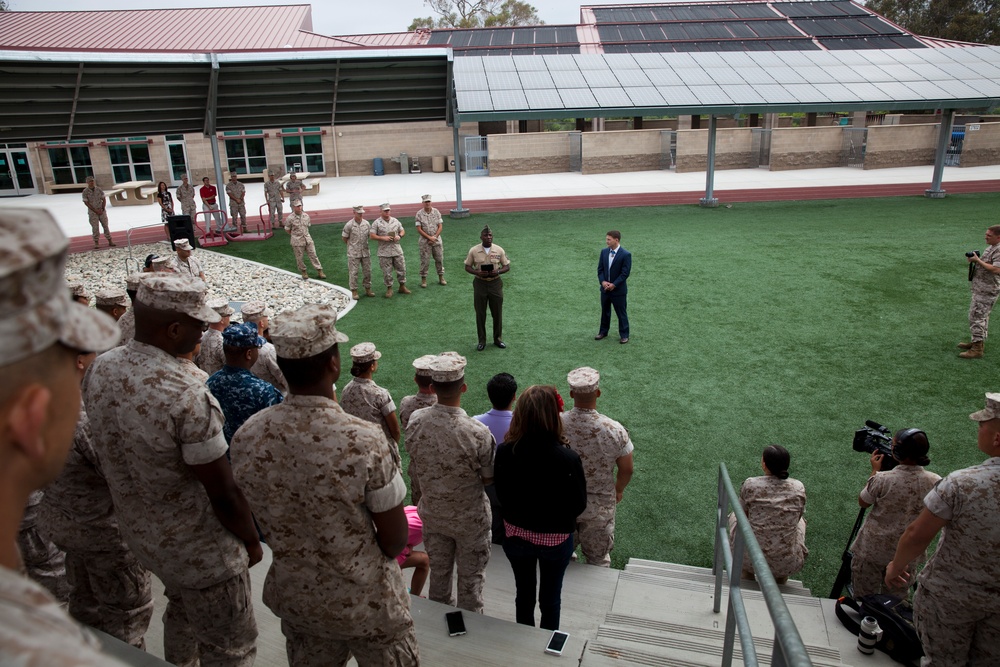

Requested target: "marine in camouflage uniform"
[
  {"left": 0, "top": 208, "right": 126, "bottom": 665},
  {"left": 284, "top": 203, "right": 325, "bottom": 280},
  {"left": 17, "top": 490, "right": 70, "bottom": 604},
  {"left": 176, "top": 174, "right": 197, "bottom": 220},
  {"left": 370, "top": 204, "right": 409, "bottom": 296},
  {"left": 84, "top": 274, "right": 260, "bottom": 667},
  {"left": 399, "top": 354, "right": 438, "bottom": 505},
  {"left": 39, "top": 404, "right": 154, "bottom": 648},
  {"left": 225, "top": 174, "right": 247, "bottom": 232},
  {"left": 731, "top": 474, "right": 808, "bottom": 580},
  {"left": 195, "top": 299, "right": 233, "bottom": 376},
  {"left": 561, "top": 367, "right": 634, "bottom": 568},
  {"left": 207, "top": 323, "right": 283, "bottom": 444},
  {"left": 959, "top": 225, "right": 1000, "bottom": 358},
  {"left": 242, "top": 300, "right": 289, "bottom": 395},
  {"left": 116, "top": 273, "right": 141, "bottom": 348},
  {"left": 406, "top": 354, "right": 495, "bottom": 613},
  {"left": 340, "top": 342, "right": 400, "bottom": 467},
  {"left": 850, "top": 443, "right": 940, "bottom": 599},
  {"left": 232, "top": 303, "right": 418, "bottom": 667},
  {"left": 415, "top": 195, "right": 446, "bottom": 286},
  {"left": 82, "top": 177, "right": 114, "bottom": 249},
  {"left": 886, "top": 393, "right": 1000, "bottom": 666},
  {"left": 263, "top": 172, "right": 284, "bottom": 226},
  {"left": 284, "top": 173, "right": 304, "bottom": 206},
  {"left": 342, "top": 206, "right": 373, "bottom": 299}
]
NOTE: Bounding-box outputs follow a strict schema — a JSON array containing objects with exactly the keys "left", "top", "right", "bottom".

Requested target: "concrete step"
[
  {"left": 610, "top": 572, "right": 833, "bottom": 647},
  {"left": 596, "top": 613, "right": 844, "bottom": 666},
  {"left": 623, "top": 562, "right": 812, "bottom": 597},
  {"left": 626, "top": 559, "right": 810, "bottom": 589}
]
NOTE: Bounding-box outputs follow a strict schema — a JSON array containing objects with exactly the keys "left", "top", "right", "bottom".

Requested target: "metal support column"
[
  {"left": 450, "top": 117, "right": 470, "bottom": 218},
  {"left": 700, "top": 114, "right": 719, "bottom": 208},
  {"left": 204, "top": 55, "right": 227, "bottom": 213},
  {"left": 926, "top": 109, "right": 955, "bottom": 199}
]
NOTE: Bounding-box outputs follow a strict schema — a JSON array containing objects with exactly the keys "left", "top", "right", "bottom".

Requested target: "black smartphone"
[
  {"left": 545, "top": 630, "right": 569, "bottom": 655},
  {"left": 445, "top": 610, "right": 466, "bottom": 637}
]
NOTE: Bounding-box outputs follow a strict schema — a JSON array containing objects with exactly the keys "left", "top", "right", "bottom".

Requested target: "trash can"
[
  {"left": 431, "top": 156, "right": 445, "bottom": 173},
  {"left": 373, "top": 157, "right": 384, "bottom": 176},
  {"left": 400, "top": 152, "right": 410, "bottom": 174},
  {"left": 447, "top": 156, "right": 456, "bottom": 172}
]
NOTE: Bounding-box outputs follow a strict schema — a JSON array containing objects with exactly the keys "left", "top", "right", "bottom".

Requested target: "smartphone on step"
[
  {"left": 445, "top": 611, "right": 466, "bottom": 637},
  {"left": 545, "top": 630, "right": 569, "bottom": 656}
]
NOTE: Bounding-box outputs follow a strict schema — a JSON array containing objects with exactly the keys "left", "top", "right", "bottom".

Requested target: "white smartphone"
[{"left": 545, "top": 630, "right": 569, "bottom": 656}]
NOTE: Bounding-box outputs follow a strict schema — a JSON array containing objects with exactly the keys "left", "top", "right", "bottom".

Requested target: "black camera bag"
[{"left": 835, "top": 594, "right": 923, "bottom": 665}]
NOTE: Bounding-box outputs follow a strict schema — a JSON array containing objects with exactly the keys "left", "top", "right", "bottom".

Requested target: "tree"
[
  {"left": 407, "top": 0, "right": 543, "bottom": 31},
  {"left": 865, "top": 0, "right": 1000, "bottom": 45}
]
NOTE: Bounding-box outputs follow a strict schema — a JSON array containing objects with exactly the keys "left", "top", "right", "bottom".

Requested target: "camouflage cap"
[
  {"left": 95, "top": 287, "right": 130, "bottom": 308},
  {"left": 222, "top": 322, "right": 265, "bottom": 349},
  {"left": 352, "top": 205, "right": 365, "bottom": 214},
  {"left": 412, "top": 353, "right": 438, "bottom": 377},
  {"left": 421, "top": 194, "right": 432, "bottom": 202},
  {"left": 429, "top": 353, "right": 466, "bottom": 383},
  {"left": 969, "top": 392, "right": 1000, "bottom": 421},
  {"left": 68, "top": 282, "right": 90, "bottom": 300},
  {"left": 136, "top": 273, "right": 220, "bottom": 323},
  {"left": 240, "top": 300, "right": 272, "bottom": 323},
  {"left": 291, "top": 198, "right": 303, "bottom": 207},
  {"left": 350, "top": 342, "right": 382, "bottom": 364},
  {"left": 125, "top": 273, "right": 142, "bottom": 291},
  {"left": 380, "top": 203, "right": 391, "bottom": 211},
  {"left": 0, "top": 208, "right": 120, "bottom": 366},
  {"left": 567, "top": 366, "right": 600, "bottom": 394},
  {"left": 174, "top": 238, "right": 193, "bottom": 251},
  {"left": 207, "top": 298, "right": 235, "bottom": 317},
  {"left": 150, "top": 255, "right": 172, "bottom": 270},
  {"left": 271, "top": 303, "right": 348, "bottom": 359}
]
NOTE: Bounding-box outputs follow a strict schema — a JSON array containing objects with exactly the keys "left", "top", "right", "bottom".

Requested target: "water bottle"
[{"left": 857, "top": 615, "right": 883, "bottom": 655}]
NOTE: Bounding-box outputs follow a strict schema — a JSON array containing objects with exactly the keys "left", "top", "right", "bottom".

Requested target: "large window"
[
  {"left": 46, "top": 141, "right": 93, "bottom": 185},
  {"left": 107, "top": 137, "right": 152, "bottom": 183},
  {"left": 281, "top": 127, "right": 324, "bottom": 173},
  {"left": 224, "top": 130, "right": 267, "bottom": 175}
]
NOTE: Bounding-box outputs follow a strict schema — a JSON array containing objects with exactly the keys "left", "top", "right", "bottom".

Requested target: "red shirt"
[{"left": 199, "top": 184, "right": 217, "bottom": 204}]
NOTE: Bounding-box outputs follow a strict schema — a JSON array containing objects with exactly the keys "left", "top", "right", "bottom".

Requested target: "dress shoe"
[
  {"left": 494, "top": 341, "right": 506, "bottom": 349},
  {"left": 620, "top": 337, "right": 629, "bottom": 344},
  {"left": 594, "top": 333, "right": 607, "bottom": 340},
  {"left": 477, "top": 343, "right": 486, "bottom": 351}
]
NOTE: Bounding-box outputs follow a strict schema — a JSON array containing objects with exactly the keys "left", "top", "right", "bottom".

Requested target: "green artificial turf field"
[{"left": 212, "top": 193, "right": 1000, "bottom": 595}]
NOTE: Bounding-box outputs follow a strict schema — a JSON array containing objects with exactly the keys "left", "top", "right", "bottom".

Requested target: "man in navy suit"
[{"left": 596, "top": 230, "right": 631, "bottom": 344}]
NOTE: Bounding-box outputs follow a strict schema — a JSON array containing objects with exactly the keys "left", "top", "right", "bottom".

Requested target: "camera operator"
[
  {"left": 958, "top": 225, "right": 1000, "bottom": 359},
  {"left": 885, "top": 394, "right": 1000, "bottom": 666},
  {"left": 849, "top": 428, "right": 940, "bottom": 599}
]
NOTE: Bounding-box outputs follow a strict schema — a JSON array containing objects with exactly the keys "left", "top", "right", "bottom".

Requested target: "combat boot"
[
  {"left": 317, "top": 270, "right": 327, "bottom": 279},
  {"left": 365, "top": 288, "right": 376, "bottom": 297},
  {"left": 398, "top": 283, "right": 412, "bottom": 295},
  {"left": 439, "top": 275, "right": 447, "bottom": 285},
  {"left": 421, "top": 277, "right": 427, "bottom": 288},
  {"left": 958, "top": 341, "right": 975, "bottom": 349},
  {"left": 959, "top": 341, "right": 984, "bottom": 358},
  {"left": 385, "top": 287, "right": 393, "bottom": 298},
  {"left": 351, "top": 289, "right": 359, "bottom": 300},
  {"left": 300, "top": 271, "right": 309, "bottom": 280}
]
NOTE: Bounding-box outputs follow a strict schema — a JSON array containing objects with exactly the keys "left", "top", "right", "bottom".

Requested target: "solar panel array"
[
  {"left": 453, "top": 47, "right": 1000, "bottom": 118},
  {"left": 428, "top": 25, "right": 579, "bottom": 55}
]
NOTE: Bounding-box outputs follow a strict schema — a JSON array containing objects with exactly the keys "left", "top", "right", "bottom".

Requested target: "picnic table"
[
  {"left": 110, "top": 180, "right": 156, "bottom": 206},
  {"left": 278, "top": 172, "right": 320, "bottom": 196}
]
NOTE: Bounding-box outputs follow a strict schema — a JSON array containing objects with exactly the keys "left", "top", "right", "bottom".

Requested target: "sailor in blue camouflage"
[{"left": 208, "top": 323, "right": 284, "bottom": 443}]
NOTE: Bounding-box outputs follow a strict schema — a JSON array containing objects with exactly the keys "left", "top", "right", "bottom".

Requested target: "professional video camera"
[{"left": 852, "top": 420, "right": 898, "bottom": 472}]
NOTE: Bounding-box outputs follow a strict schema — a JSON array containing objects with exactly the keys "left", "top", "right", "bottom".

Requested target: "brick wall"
[
  {"left": 864, "top": 124, "right": 938, "bottom": 170},
  {"left": 768, "top": 127, "right": 843, "bottom": 171},
  {"left": 675, "top": 128, "right": 754, "bottom": 173},
  {"left": 582, "top": 129, "right": 662, "bottom": 174},
  {"left": 487, "top": 132, "right": 572, "bottom": 176},
  {"left": 960, "top": 122, "right": 1000, "bottom": 168}
]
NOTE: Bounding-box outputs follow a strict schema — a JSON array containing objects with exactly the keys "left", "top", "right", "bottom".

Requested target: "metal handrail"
[{"left": 713, "top": 463, "right": 812, "bottom": 667}]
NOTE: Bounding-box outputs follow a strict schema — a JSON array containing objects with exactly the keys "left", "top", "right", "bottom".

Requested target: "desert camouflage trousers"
[
  {"left": 282, "top": 618, "right": 419, "bottom": 667},
  {"left": 850, "top": 553, "right": 913, "bottom": 600},
  {"left": 379, "top": 255, "right": 407, "bottom": 288},
  {"left": 425, "top": 528, "right": 491, "bottom": 613},
  {"left": 293, "top": 240, "right": 323, "bottom": 273},
  {"left": 229, "top": 201, "right": 247, "bottom": 227},
  {"left": 65, "top": 549, "right": 154, "bottom": 648},
  {"left": 266, "top": 198, "right": 283, "bottom": 225},
  {"left": 969, "top": 291, "right": 999, "bottom": 342},
  {"left": 575, "top": 499, "right": 615, "bottom": 567},
  {"left": 418, "top": 239, "right": 444, "bottom": 277},
  {"left": 347, "top": 255, "right": 372, "bottom": 291},
  {"left": 914, "top": 584, "right": 1000, "bottom": 666},
  {"left": 163, "top": 568, "right": 258, "bottom": 667},
  {"left": 88, "top": 211, "right": 112, "bottom": 245}
]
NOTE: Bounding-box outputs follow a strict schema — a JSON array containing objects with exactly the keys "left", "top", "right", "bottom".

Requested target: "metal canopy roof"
[
  {"left": 452, "top": 47, "right": 1000, "bottom": 121},
  {"left": 0, "top": 49, "right": 451, "bottom": 142}
]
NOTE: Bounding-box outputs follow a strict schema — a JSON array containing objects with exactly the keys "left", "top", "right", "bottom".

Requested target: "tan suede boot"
[
  {"left": 351, "top": 289, "right": 359, "bottom": 300},
  {"left": 959, "top": 341, "right": 984, "bottom": 358},
  {"left": 398, "top": 283, "right": 412, "bottom": 295},
  {"left": 420, "top": 277, "right": 427, "bottom": 288},
  {"left": 365, "top": 288, "right": 376, "bottom": 297},
  {"left": 300, "top": 271, "right": 309, "bottom": 280},
  {"left": 439, "top": 275, "right": 447, "bottom": 285},
  {"left": 385, "top": 287, "right": 393, "bottom": 298},
  {"left": 958, "top": 341, "right": 975, "bottom": 349},
  {"left": 317, "top": 270, "right": 326, "bottom": 279}
]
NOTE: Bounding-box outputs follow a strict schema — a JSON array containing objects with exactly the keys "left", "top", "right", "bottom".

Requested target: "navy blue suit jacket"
[{"left": 598, "top": 246, "right": 631, "bottom": 296}]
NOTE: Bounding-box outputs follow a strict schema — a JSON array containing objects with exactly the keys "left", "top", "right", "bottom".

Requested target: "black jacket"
[{"left": 494, "top": 436, "right": 588, "bottom": 534}]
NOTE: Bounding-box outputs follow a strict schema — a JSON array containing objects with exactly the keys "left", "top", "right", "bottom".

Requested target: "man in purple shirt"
[{"left": 474, "top": 373, "right": 516, "bottom": 544}]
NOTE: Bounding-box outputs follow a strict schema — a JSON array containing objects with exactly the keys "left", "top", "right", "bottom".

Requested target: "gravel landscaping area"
[{"left": 65, "top": 241, "right": 353, "bottom": 317}]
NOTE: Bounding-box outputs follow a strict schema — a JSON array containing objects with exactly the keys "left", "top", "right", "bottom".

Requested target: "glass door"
[
  {"left": 166, "top": 136, "right": 188, "bottom": 186},
  {"left": 0, "top": 146, "right": 38, "bottom": 196}
]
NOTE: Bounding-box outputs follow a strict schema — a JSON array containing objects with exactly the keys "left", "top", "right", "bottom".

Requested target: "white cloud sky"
[{"left": 13, "top": 0, "right": 662, "bottom": 36}]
